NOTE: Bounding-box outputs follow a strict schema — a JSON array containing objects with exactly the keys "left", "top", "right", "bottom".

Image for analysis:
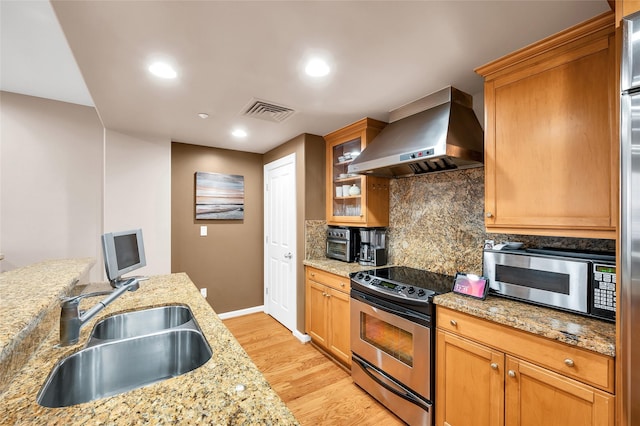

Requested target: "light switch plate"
[{"left": 200, "top": 225, "right": 207, "bottom": 236}]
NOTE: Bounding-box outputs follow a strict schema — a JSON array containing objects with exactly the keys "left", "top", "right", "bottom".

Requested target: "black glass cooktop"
[{"left": 357, "top": 266, "right": 455, "bottom": 295}]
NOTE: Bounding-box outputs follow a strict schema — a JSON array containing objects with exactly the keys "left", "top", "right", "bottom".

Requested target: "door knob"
[
  {"left": 490, "top": 363, "right": 499, "bottom": 370},
  {"left": 564, "top": 358, "right": 575, "bottom": 367},
  {"left": 284, "top": 252, "right": 293, "bottom": 259}
]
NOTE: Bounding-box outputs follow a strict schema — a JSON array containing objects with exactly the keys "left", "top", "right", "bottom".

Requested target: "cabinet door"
[
  {"left": 327, "top": 288, "right": 351, "bottom": 366},
  {"left": 504, "top": 356, "right": 615, "bottom": 426},
  {"left": 305, "top": 280, "right": 328, "bottom": 348},
  {"left": 481, "top": 16, "right": 616, "bottom": 238},
  {"left": 436, "top": 330, "right": 504, "bottom": 426},
  {"left": 324, "top": 117, "right": 388, "bottom": 226}
]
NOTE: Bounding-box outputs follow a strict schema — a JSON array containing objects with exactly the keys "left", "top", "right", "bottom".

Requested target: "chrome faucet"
[{"left": 59, "top": 278, "right": 140, "bottom": 346}]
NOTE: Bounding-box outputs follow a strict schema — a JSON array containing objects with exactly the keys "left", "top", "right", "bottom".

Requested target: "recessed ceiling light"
[
  {"left": 305, "top": 58, "right": 330, "bottom": 77},
  {"left": 148, "top": 61, "right": 177, "bottom": 79},
  {"left": 232, "top": 129, "right": 247, "bottom": 138},
  {"left": 198, "top": 113, "right": 209, "bottom": 119}
]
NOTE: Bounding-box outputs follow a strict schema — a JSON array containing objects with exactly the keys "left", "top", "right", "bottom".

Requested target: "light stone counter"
[
  {"left": 304, "top": 259, "right": 615, "bottom": 358},
  {"left": 303, "top": 258, "right": 390, "bottom": 278},
  {"left": 0, "top": 258, "right": 95, "bottom": 394},
  {"left": 434, "top": 292, "right": 615, "bottom": 357},
  {"left": 0, "top": 264, "right": 297, "bottom": 425}
]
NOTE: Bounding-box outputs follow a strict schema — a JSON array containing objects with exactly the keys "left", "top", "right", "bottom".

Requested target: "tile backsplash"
[{"left": 306, "top": 167, "right": 615, "bottom": 276}]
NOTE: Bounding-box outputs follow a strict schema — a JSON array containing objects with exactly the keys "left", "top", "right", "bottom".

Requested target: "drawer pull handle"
[
  {"left": 450, "top": 320, "right": 458, "bottom": 327},
  {"left": 508, "top": 370, "right": 516, "bottom": 378},
  {"left": 564, "top": 358, "right": 575, "bottom": 367},
  {"left": 490, "top": 363, "right": 498, "bottom": 370}
]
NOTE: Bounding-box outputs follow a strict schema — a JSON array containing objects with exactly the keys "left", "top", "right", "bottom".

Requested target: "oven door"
[{"left": 350, "top": 293, "right": 431, "bottom": 400}]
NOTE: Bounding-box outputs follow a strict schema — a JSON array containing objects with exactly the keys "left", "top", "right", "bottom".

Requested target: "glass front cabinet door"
[{"left": 324, "top": 118, "right": 390, "bottom": 227}]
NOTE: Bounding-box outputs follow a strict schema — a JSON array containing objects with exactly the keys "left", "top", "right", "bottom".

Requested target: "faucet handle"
[{"left": 61, "top": 290, "right": 114, "bottom": 307}]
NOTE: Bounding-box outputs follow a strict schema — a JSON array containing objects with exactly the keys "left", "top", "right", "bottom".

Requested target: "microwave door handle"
[{"left": 353, "top": 356, "right": 432, "bottom": 411}]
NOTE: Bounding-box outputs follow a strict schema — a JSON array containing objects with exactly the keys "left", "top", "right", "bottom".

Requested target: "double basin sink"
[{"left": 37, "top": 305, "right": 212, "bottom": 408}]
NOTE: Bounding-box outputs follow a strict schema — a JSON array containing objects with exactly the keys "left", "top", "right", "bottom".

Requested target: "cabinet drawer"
[
  {"left": 437, "top": 307, "right": 614, "bottom": 393},
  {"left": 306, "top": 267, "right": 350, "bottom": 293}
]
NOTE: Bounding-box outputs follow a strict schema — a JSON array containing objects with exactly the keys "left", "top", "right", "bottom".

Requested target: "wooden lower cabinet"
[
  {"left": 504, "top": 357, "right": 615, "bottom": 426},
  {"left": 305, "top": 267, "right": 351, "bottom": 366},
  {"left": 436, "top": 307, "right": 615, "bottom": 426},
  {"left": 436, "top": 331, "right": 504, "bottom": 426}
]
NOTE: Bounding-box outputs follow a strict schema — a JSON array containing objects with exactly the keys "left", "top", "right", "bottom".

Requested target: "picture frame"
[{"left": 195, "top": 171, "right": 244, "bottom": 220}]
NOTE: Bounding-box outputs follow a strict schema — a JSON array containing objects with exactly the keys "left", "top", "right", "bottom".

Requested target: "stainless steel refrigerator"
[{"left": 620, "top": 13, "right": 640, "bottom": 425}]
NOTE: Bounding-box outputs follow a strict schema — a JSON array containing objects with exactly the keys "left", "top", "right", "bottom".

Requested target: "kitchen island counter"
[
  {"left": 0, "top": 269, "right": 297, "bottom": 425},
  {"left": 434, "top": 292, "right": 615, "bottom": 357}
]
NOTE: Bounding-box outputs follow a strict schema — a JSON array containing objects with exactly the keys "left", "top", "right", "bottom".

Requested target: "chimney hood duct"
[{"left": 348, "top": 86, "right": 484, "bottom": 178}]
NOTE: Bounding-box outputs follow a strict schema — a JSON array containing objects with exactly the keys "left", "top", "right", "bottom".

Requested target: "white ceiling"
[{"left": 1, "top": 1, "right": 611, "bottom": 154}]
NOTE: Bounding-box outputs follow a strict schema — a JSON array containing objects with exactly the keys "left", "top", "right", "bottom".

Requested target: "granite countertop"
[
  {"left": 0, "top": 264, "right": 297, "bottom": 425},
  {"left": 434, "top": 292, "right": 615, "bottom": 357},
  {"left": 303, "top": 258, "right": 390, "bottom": 278},
  {"left": 303, "top": 259, "right": 615, "bottom": 358},
  {"left": 0, "top": 258, "right": 95, "bottom": 394}
]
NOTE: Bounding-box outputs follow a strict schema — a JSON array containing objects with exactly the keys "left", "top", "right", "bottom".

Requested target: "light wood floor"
[{"left": 223, "top": 312, "right": 405, "bottom": 426}]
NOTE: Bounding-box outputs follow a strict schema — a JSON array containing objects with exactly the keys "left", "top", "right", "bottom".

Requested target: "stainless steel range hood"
[{"left": 348, "top": 86, "right": 484, "bottom": 178}]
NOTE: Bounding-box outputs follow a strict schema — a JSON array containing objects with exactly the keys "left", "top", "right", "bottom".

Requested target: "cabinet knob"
[
  {"left": 326, "top": 293, "right": 331, "bottom": 298},
  {"left": 322, "top": 292, "right": 326, "bottom": 297},
  {"left": 486, "top": 212, "right": 493, "bottom": 218},
  {"left": 490, "top": 363, "right": 499, "bottom": 370},
  {"left": 311, "top": 272, "right": 315, "bottom": 277},
  {"left": 564, "top": 358, "right": 575, "bottom": 367},
  {"left": 508, "top": 370, "right": 516, "bottom": 378},
  {"left": 340, "top": 282, "right": 345, "bottom": 287},
  {"left": 450, "top": 319, "right": 458, "bottom": 327}
]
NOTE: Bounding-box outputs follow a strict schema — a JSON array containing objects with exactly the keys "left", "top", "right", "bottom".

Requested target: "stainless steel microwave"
[{"left": 483, "top": 248, "right": 616, "bottom": 322}]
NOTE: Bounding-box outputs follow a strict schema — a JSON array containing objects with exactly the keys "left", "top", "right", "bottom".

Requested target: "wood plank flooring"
[{"left": 223, "top": 312, "right": 405, "bottom": 426}]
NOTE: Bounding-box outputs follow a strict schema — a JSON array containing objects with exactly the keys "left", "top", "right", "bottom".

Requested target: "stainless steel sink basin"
[
  {"left": 37, "top": 329, "right": 212, "bottom": 408},
  {"left": 88, "top": 305, "right": 194, "bottom": 343}
]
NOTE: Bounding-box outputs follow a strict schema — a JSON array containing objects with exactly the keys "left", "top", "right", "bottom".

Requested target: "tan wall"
[
  {"left": 171, "top": 142, "right": 264, "bottom": 314},
  {"left": 0, "top": 92, "right": 104, "bottom": 280},
  {"left": 104, "top": 129, "right": 172, "bottom": 278},
  {"left": 264, "top": 133, "right": 325, "bottom": 332}
]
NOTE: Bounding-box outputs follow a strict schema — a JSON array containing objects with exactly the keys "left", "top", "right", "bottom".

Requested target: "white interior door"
[{"left": 264, "top": 153, "right": 296, "bottom": 332}]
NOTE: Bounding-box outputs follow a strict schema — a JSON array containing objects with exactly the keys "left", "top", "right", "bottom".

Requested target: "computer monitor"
[{"left": 101, "top": 228, "right": 146, "bottom": 288}]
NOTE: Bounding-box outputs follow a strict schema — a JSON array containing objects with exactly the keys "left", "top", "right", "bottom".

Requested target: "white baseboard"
[
  {"left": 217, "top": 305, "right": 265, "bottom": 320},
  {"left": 293, "top": 329, "right": 311, "bottom": 343}
]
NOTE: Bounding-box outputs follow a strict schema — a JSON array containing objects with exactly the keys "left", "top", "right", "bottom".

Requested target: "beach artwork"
[{"left": 195, "top": 172, "right": 245, "bottom": 220}]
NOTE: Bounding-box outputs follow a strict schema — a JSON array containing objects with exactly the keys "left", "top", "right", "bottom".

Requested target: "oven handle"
[
  {"left": 351, "top": 290, "right": 431, "bottom": 325},
  {"left": 353, "top": 355, "right": 432, "bottom": 412}
]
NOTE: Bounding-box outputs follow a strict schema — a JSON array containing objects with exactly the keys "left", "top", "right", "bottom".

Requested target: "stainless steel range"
[{"left": 350, "top": 266, "right": 453, "bottom": 426}]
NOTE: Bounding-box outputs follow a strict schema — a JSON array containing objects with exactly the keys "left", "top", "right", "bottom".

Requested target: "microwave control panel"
[{"left": 591, "top": 263, "right": 616, "bottom": 319}]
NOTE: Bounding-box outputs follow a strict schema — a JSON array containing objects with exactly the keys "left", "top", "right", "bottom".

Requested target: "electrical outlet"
[
  {"left": 200, "top": 226, "right": 207, "bottom": 236},
  {"left": 200, "top": 288, "right": 207, "bottom": 298}
]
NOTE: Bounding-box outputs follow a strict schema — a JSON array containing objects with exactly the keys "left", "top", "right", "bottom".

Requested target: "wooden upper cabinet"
[
  {"left": 616, "top": 0, "right": 640, "bottom": 25},
  {"left": 324, "top": 118, "right": 390, "bottom": 227},
  {"left": 475, "top": 12, "right": 617, "bottom": 239}
]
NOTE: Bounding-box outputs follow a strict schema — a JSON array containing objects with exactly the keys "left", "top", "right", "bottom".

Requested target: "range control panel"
[{"left": 352, "top": 272, "right": 432, "bottom": 302}]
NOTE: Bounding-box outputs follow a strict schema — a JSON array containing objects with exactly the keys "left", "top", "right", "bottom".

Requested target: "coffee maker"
[{"left": 359, "top": 228, "right": 387, "bottom": 266}]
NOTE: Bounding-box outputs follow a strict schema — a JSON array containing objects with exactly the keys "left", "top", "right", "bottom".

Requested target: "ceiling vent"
[{"left": 243, "top": 99, "right": 296, "bottom": 123}]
